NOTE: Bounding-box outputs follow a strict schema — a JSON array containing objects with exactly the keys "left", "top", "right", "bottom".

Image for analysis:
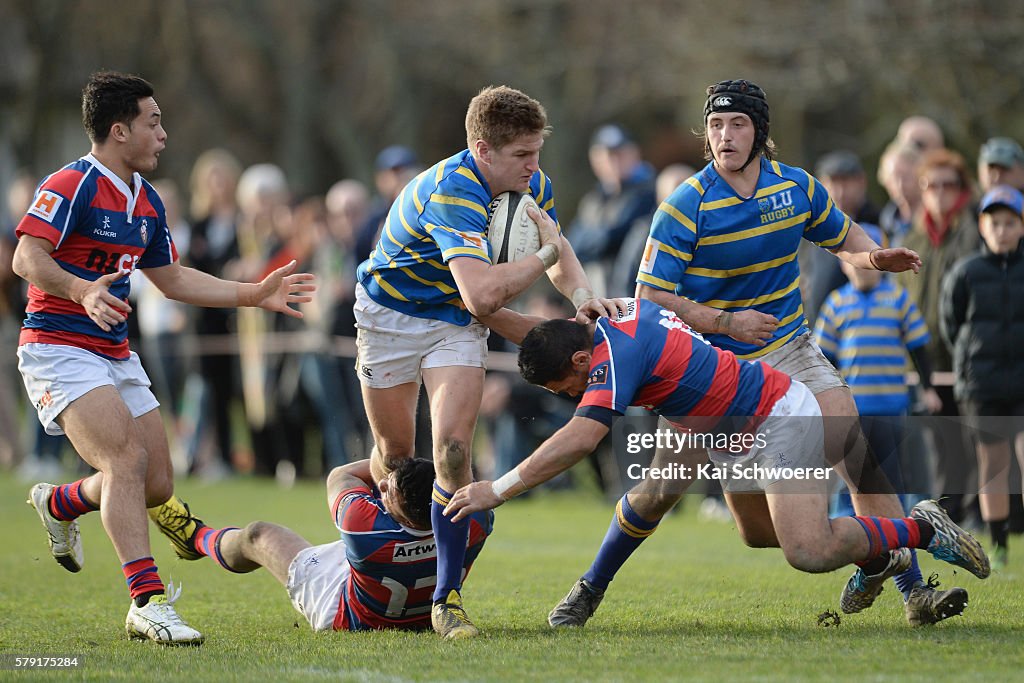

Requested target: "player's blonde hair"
[{"left": 465, "top": 85, "right": 551, "bottom": 150}]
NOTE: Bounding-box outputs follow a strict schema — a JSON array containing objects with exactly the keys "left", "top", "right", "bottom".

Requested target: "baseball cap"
[
  {"left": 815, "top": 150, "right": 863, "bottom": 178},
  {"left": 979, "top": 137, "right": 1024, "bottom": 168},
  {"left": 591, "top": 124, "right": 633, "bottom": 150},
  {"left": 375, "top": 145, "right": 419, "bottom": 171},
  {"left": 979, "top": 184, "right": 1024, "bottom": 216}
]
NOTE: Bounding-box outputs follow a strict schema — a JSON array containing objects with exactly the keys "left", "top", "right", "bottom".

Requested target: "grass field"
[{"left": 1, "top": 471, "right": 1021, "bottom": 682}]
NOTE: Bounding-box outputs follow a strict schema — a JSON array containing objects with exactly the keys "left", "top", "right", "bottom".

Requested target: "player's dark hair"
[
  {"left": 82, "top": 71, "right": 155, "bottom": 143},
  {"left": 393, "top": 458, "right": 436, "bottom": 530},
  {"left": 466, "top": 85, "right": 551, "bottom": 150},
  {"left": 518, "top": 319, "right": 592, "bottom": 386},
  {"left": 699, "top": 79, "right": 776, "bottom": 170}
]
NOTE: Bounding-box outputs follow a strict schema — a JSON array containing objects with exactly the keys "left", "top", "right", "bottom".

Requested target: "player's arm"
[
  {"left": 475, "top": 307, "right": 547, "bottom": 345},
  {"left": 546, "top": 233, "right": 627, "bottom": 323},
  {"left": 831, "top": 221, "right": 921, "bottom": 274},
  {"left": 143, "top": 259, "right": 315, "bottom": 317},
  {"left": 636, "top": 282, "right": 778, "bottom": 347},
  {"left": 326, "top": 458, "right": 375, "bottom": 505},
  {"left": 12, "top": 234, "right": 131, "bottom": 332},
  {"left": 444, "top": 416, "right": 609, "bottom": 521}
]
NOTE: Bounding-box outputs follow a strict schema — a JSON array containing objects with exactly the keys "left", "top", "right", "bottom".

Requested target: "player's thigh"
[
  {"left": 724, "top": 492, "right": 778, "bottom": 547},
  {"left": 134, "top": 407, "right": 174, "bottom": 505},
  {"left": 57, "top": 385, "right": 146, "bottom": 477},
  {"left": 764, "top": 486, "right": 833, "bottom": 562},
  {"left": 244, "top": 521, "right": 313, "bottom": 586},
  {"left": 361, "top": 381, "right": 420, "bottom": 458},
  {"left": 422, "top": 364, "right": 485, "bottom": 446}
]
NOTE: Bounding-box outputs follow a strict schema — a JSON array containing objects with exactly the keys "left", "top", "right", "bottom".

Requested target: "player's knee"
[
  {"left": 242, "top": 521, "right": 276, "bottom": 549},
  {"left": 435, "top": 438, "right": 470, "bottom": 480},
  {"left": 736, "top": 525, "right": 776, "bottom": 549},
  {"left": 781, "top": 539, "right": 831, "bottom": 573},
  {"left": 144, "top": 478, "right": 173, "bottom": 507}
]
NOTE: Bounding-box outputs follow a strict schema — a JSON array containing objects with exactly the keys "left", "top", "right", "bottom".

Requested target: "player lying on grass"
[
  {"left": 149, "top": 459, "right": 492, "bottom": 632},
  {"left": 445, "top": 298, "right": 990, "bottom": 627}
]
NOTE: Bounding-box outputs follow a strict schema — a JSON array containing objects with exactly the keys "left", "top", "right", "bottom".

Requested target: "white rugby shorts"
[
  {"left": 286, "top": 539, "right": 351, "bottom": 632},
  {"left": 17, "top": 343, "right": 159, "bottom": 435},
  {"left": 759, "top": 331, "right": 847, "bottom": 396},
  {"left": 353, "top": 284, "right": 488, "bottom": 388}
]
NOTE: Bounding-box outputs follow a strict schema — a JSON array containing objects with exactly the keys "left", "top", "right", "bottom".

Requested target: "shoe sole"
[
  {"left": 907, "top": 589, "right": 968, "bottom": 627},
  {"left": 126, "top": 627, "right": 205, "bottom": 646},
  {"left": 913, "top": 502, "right": 991, "bottom": 579},
  {"left": 27, "top": 486, "right": 82, "bottom": 573}
]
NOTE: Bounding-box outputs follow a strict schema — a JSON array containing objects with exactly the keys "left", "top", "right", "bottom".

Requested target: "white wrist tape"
[
  {"left": 491, "top": 468, "right": 526, "bottom": 501},
  {"left": 571, "top": 287, "right": 594, "bottom": 309},
  {"left": 535, "top": 243, "right": 558, "bottom": 269}
]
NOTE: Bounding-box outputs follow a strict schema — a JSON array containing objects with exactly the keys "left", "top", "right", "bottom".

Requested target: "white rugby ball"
[{"left": 487, "top": 191, "right": 542, "bottom": 264}]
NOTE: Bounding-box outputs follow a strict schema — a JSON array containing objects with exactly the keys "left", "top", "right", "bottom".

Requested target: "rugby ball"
[{"left": 487, "top": 191, "right": 542, "bottom": 264}]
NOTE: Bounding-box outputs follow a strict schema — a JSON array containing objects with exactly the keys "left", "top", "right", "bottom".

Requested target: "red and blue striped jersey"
[
  {"left": 576, "top": 298, "right": 791, "bottom": 427},
  {"left": 15, "top": 154, "right": 178, "bottom": 360},
  {"left": 330, "top": 485, "right": 493, "bottom": 631}
]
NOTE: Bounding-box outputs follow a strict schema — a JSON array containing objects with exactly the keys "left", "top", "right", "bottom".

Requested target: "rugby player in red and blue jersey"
[
  {"left": 14, "top": 72, "right": 315, "bottom": 645},
  {"left": 150, "top": 459, "right": 492, "bottom": 632},
  {"left": 445, "top": 298, "right": 989, "bottom": 626}
]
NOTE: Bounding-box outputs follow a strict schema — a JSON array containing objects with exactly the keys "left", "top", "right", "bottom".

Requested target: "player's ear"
[
  {"left": 473, "top": 139, "right": 491, "bottom": 165},
  {"left": 110, "top": 122, "right": 130, "bottom": 143},
  {"left": 572, "top": 351, "right": 590, "bottom": 368}
]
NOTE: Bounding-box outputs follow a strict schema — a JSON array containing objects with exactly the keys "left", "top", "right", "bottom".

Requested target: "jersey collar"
[{"left": 83, "top": 153, "right": 143, "bottom": 220}]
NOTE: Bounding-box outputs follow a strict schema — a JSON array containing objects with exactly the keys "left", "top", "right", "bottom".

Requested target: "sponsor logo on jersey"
[
  {"left": 758, "top": 190, "right": 795, "bottom": 224},
  {"left": 639, "top": 237, "right": 660, "bottom": 273},
  {"left": 94, "top": 215, "right": 117, "bottom": 238},
  {"left": 392, "top": 539, "right": 436, "bottom": 562},
  {"left": 460, "top": 231, "right": 484, "bottom": 249},
  {"left": 28, "top": 191, "right": 62, "bottom": 223},
  {"left": 615, "top": 299, "right": 638, "bottom": 323},
  {"left": 139, "top": 219, "right": 148, "bottom": 244},
  {"left": 587, "top": 365, "right": 608, "bottom": 386}
]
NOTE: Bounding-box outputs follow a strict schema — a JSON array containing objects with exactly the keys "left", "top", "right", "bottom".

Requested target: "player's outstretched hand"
[
  {"left": 77, "top": 270, "right": 132, "bottom": 332},
  {"left": 872, "top": 247, "right": 922, "bottom": 274},
  {"left": 724, "top": 309, "right": 778, "bottom": 346},
  {"left": 575, "top": 297, "right": 630, "bottom": 324},
  {"left": 444, "top": 481, "right": 504, "bottom": 522},
  {"left": 253, "top": 260, "right": 317, "bottom": 318}
]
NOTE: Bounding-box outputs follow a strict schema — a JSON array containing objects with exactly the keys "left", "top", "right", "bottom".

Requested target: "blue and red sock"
[
  {"left": 122, "top": 556, "right": 164, "bottom": 604},
  {"left": 583, "top": 495, "right": 661, "bottom": 591},
  {"left": 193, "top": 525, "right": 242, "bottom": 572},
  {"left": 852, "top": 515, "right": 933, "bottom": 564},
  {"left": 431, "top": 482, "right": 469, "bottom": 603},
  {"left": 48, "top": 479, "right": 99, "bottom": 521}
]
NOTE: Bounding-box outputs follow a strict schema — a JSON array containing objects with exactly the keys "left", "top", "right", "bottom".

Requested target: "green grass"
[{"left": 1, "top": 471, "right": 1021, "bottom": 682}]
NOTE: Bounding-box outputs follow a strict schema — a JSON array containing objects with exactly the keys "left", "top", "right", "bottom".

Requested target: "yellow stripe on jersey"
[
  {"left": 736, "top": 325, "right": 801, "bottom": 359},
  {"left": 656, "top": 239, "right": 693, "bottom": 262},
  {"left": 454, "top": 166, "right": 481, "bottom": 185},
  {"left": 700, "top": 196, "right": 743, "bottom": 211},
  {"left": 806, "top": 172, "right": 817, "bottom": 202},
  {"left": 442, "top": 246, "right": 490, "bottom": 260},
  {"left": 434, "top": 163, "right": 446, "bottom": 184},
  {"left": 684, "top": 175, "right": 705, "bottom": 195},
  {"left": 636, "top": 271, "right": 680, "bottom": 291},
  {"left": 399, "top": 266, "right": 457, "bottom": 295},
  {"left": 770, "top": 160, "right": 783, "bottom": 176},
  {"left": 842, "top": 325, "right": 904, "bottom": 338},
  {"left": 371, "top": 271, "right": 410, "bottom": 301},
  {"left": 700, "top": 276, "right": 800, "bottom": 310},
  {"left": 430, "top": 193, "right": 489, "bottom": 218},
  {"left": 685, "top": 250, "right": 797, "bottom": 278},
  {"left": 697, "top": 211, "right": 810, "bottom": 246},
  {"left": 658, "top": 201, "right": 697, "bottom": 234},
  {"left": 849, "top": 384, "right": 907, "bottom": 396},
  {"left": 775, "top": 305, "right": 806, "bottom": 330},
  {"left": 808, "top": 197, "right": 835, "bottom": 229},
  {"left": 838, "top": 345, "right": 907, "bottom": 359},
  {"left": 847, "top": 364, "right": 912, "bottom": 376},
  {"left": 818, "top": 216, "right": 850, "bottom": 248},
  {"left": 754, "top": 180, "right": 798, "bottom": 198}
]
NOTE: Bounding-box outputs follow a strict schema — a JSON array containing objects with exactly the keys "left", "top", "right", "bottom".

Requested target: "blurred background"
[{"left": 2, "top": 0, "right": 1023, "bottom": 208}]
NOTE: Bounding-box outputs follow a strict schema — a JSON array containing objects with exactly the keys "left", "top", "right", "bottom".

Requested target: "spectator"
[
  {"left": 800, "top": 150, "right": 881, "bottom": 326},
  {"left": 940, "top": 185, "right": 1024, "bottom": 569},
  {"left": 814, "top": 223, "right": 941, "bottom": 516},
  {"left": 896, "top": 116, "right": 945, "bottom": 153},
  {"left": 354, "top": 145, "right": 421, "bottom": 262},
  {"left": 567, "top": 124, "right": 656, "bottom": 297},
  {"left": 877, "top": 140, "right": 923, "bottom": 247},
  {"left": 977, "top": 137, "right": 1024, "bottom": 194},
  {"left": 185, "top": 149, "right": 244, "bottom": 478},
  {"left": 610, "top": 163, "right": 694, "bottom": 300},
  {"left": 896, "top": 148, "right": 980, "bottom": 523}
]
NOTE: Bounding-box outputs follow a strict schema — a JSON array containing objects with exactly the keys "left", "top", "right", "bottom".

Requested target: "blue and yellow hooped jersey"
[
  {"left": 636, "top": 158, "right": 850, "bottom": 359},
  {"left": 356, "top": 149, "right": 558, "bottom": 326}
]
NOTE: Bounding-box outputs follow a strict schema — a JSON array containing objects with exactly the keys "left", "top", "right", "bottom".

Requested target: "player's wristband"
[
  {"left": 491, "top": 468, "right": 526, "bottom": 501},
  {"left": 868, "top": 248, "right": 883, "bottom": 271},
  {"left": 535, "top": 243, "right": 559, "bottom": 269},
  {"left": 571, "top": 287, "right": 594, "bottom": 309}
]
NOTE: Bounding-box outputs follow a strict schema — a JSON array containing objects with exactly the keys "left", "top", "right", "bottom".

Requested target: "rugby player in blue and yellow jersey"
[
  {"left": 353, "top": 85, "right": 622, "bottom": 638},
  {"left": 622, "top": 80, "right": 962, "bottom": 626}
]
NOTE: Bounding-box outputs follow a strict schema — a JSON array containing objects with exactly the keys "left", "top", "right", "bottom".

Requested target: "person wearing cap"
[
  {"left": 800, "top": 150, "right": 881, "bottom": 327},
  {"left": 977, "top": 137, "right": 1024, "bottom": 194},
  {"left": 354, "top": 145, "right": 423, "bottom": 263},
  {"left": 940, "top": 185, "right": 1024, "bottom": 569},
  {"left": 617, "top": 79, "right": 965, "bottom": 627},
  {"left": 566, "top": 124, "right": 656, "bottom": 298}
]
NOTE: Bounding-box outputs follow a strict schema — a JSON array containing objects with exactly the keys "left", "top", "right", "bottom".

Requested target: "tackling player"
[
  {"left": 150, "top": 459, "right": 492, "bottom": 632},
  {"left": 445, "top": 300, "right": 990, "bottom": 626},
  {"left": 14, "top": 72, "right": 315, "bottom": 644},
  {"left": 353, "top": 85, "right": 621, "bottom": 638}
]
